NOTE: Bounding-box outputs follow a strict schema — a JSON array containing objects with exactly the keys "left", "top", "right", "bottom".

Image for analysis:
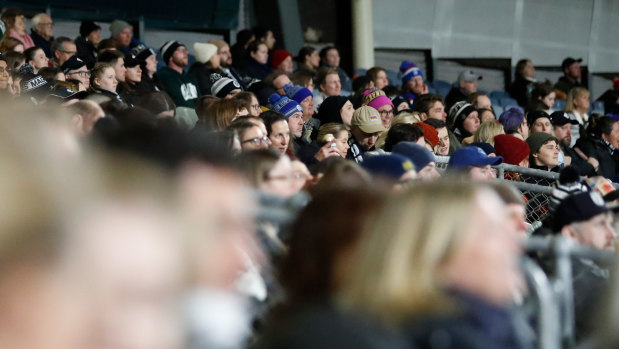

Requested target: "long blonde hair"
[
  {"left": 564, "top": 87, "right": 589, "bottom": 113},
  {"left": 340, "top": 181, "right": 486, "bottom": 322}
]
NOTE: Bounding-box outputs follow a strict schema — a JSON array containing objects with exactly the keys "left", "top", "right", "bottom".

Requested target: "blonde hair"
[
  {"left": 391, "top": 111, "right": 422, "bottom": 125},
  {"left": 473, "top": 121, "right": 504, "bottom": 146},
  {"left": 316, "top": 122, "right": 347, "bottom": 145},
  {"left": 340, "top": 181, "right": 488, "bottom": 323},
  {"left": 564, "top": 87, "right": 589, "bottom": 113}
]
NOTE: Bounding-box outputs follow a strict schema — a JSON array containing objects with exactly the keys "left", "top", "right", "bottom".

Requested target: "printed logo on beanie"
[{"left": 23, "top": 76, "right": 47, "bottom": 92}]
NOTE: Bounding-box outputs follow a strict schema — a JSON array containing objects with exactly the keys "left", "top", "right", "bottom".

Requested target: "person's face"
[
  {"left": 87, "top": 29, "right": 101, "bottom": 45},
  {"left": 263, "top": 157, "right": 296, "bottom": 197},
  {"left": 462, "top": 111, "right": 480, "bottom": 134},
  {"left": 112, "top": 58, "right": 126, "bottom": 82},
  {"left": 541, "top": 91, "right": 555, "bottom": 109},
  {"left": 505, "top": 204, "right": 528, "bottom": 237},
  {"left": 378, "top": 104, "right": 394, "bottom": 129},
  {"left": 0, "top": 59, "right": 9, "bottom": 89},
  {"left": 520, "top": 119, "right": 529, "bottom": 139},
  {"left": 290, "top": 160, "right": 311, "bottom": 193},
  {"left": 566, "top": 213, "right": 615, "bottom": 250},
  {"left": 435, "top": 127, "right": 450, "bottom": 156},
  {"left": 566, "top": 62, "right": 581, "bottom": 80},
  {"left": 554, "top": 124, "right": 572, "bottom": 146},
  {"left": 523, "top": 61, "right": 535, "bottom": 78},
  {"left": 95, "top": 67, "right": 118, "bottom": 92},
  {"left": 604, "top": 122, "right": 619, "bottom": 148},
  {"left": 407, "top": 75, "right": 425, "bottom": 95},
  {"left": 334, "top": 130, "right": 350, "bottom": 157},
  {"left": 57, "top": 42, "right": 77, "bottom": 66},
  {"left": 300, "top": 95, "right": 314, "bottom": 118},
  {"left": 145, "top": 54, "right": 158, "bottom": 75},
  {"left": 533, "top": 140, "right": 559, "bottom": 168},
  {"left": 374, "top": 70, "right": 388, "bottom": 90},
  {"left": 308, "top": 50, "right": 320, "bottom": 68},
  {"left": 36, "top": 14, "right": 54, "bottom": 38},
  {"left": 272, "top": 74, "right": 291, "bottom": 95},
  {"left": 125, "top": 65, "right": 142, "bottom": 84},
  {"left": 30, "top": 48, "right": 49, "bottom": 70},
  {"left": 240, "top": 126, "right": 269, "bottom": 151},
  {"left": 251, "top": 44, "right": 269, "bottom": 65},
  {"left": 340, "top": 101, "right": 354, "bottom": 127},
  {"left": 325, "top": 48, "right": 340, "bottom": 67},
  {"left": 573, "top": 92, "right": 590, "bottom": 111},
  {"left": 417, "top": 162, "right": 441, "bottom": 180},
  {"left": 115, "top": 27, "right": 133, "bottom": 47},
  {"left": 280, "top": 56, "right": 293, "bottom": 73},
  {"left": 171, "top": 46, "right": 188, "bottom": 68},
  {"left": 249, "top": 96, "right": 262, "bottom": 116},
  {"left": 427, "top": 101, "right": 446, "bottom": 121},
  {"left": 479, "top": 110, "right": 496, "bottom": 123},
  {"left": 442, "top": 190, "right": 522, "bottom": 305},
  {"left": 264, "top": 31, "right": 276, "bottom": 49},
  {"left": 469, "top": 165, "right": 494, "bottom": 180},
  {"left": 350, "top": 126, "right": 380, "bottom": 150},
  {"left": 268, "top": 120, "right": 290, "bottom": 154},
  {"left": 531, "top": 117, "right": 552, "bottom": 134},
  {"left": 66, "top": 66, "right": 90, "bottom": 87},
  {"left": 476, "top": 95, "right": 492, "bottom": 110},
  {"left": 288, "top": 112, "right": 304, "bottom": 139},
  {"left": 218, "top": 44, "right": 232, "bottom": 66},
  {"left": 14, "top": 14, "right": 26, "bottom": 33},
  {"left": 321, "top": 73, "right": 341, "bottom": 96},
  {"left": 460, "top": 80, "right": 477, "bottom": 95}
]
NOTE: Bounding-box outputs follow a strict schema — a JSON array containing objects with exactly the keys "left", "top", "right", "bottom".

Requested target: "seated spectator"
[
  {"left": 189, "top": 42, "right": 223, "bottom": 95},
  {"left": 399, "top": 61, "right": 427, "bottom": 103},
  {"left": 549, "top": 111, "right": 594, "bottom": 176},
  {"left": 596, "top": 76, "right": 619, "bottom": 115},
  {"left": 391, "top": 95, "right": 411, "bottom": 112},
  {"left": 382, "top": 123, "right": 425, "bottom": 151},
  {"left": 265, "top": 70, "right": 291, "bottom": 96},
  {"left": 565, "top": 86, "right": 591, "bottom": 147},
  {"left": 229, "top": 121, "right": 269, "bottom": 152},
  {"left": 284, "top": 83, "right": 317, "bottom": 140},
  {"left": 291, "top": 69, "right": 314, "bottom": 91},
  {"left": 466, "top": 91, "right": 492, "bottom": 111},
  {"left": 527, "top": 110, "right": 553, "bottom": 134},
  {"left": 392, "top": 142, "right": 441, "bottom": 180},
  {"left": 23, "top": 46, "right": 48, "bottom": 73},
  {"left": 253, "top": 27, "right": 276, "bottom": 50},
  {"left": 365, "top": 67, "right": 389, "bottom": 90},
  {"left": 61, "top": 56, "right": 89, "bottom": 92},
  {"left": 119, "top": 54, "right": 143, "bottom": 103},
  {"left": 29, "top": 13, "right": 54, "bottom": 57},
  {"left": 0, "top": 36, "right": 24, "bottom": 53},
  {"left": 527, "top": 81, "right": 555, "bottom": 114},
  {"left": 243, "top": 41, "right": 271, "bottom": 80},
  {"left": 51, "top": 36, "right": 76, "bottom": 67},
  {"left": 230, "top": 29, "right": 254, "bottom": 71},
  {"left": 316, "top": 95, "right": 354, "bottom": 129},
  {"left": 448, "top": 146, "right": 503, "bottom": 180},
  {"left": 574, "top": 115, "right": 619, "bottom": 180},
  {"left": 316, "top": 123, "right": 350, "bottom": 158},
  {"left": 478, "top": 107, "right": 496, "bottom": 122},
  {"left": 554, "top": 57, "right": 584, "bottom": 100},
  {"left": 362, "top": 89, "right": 394, "bottom": 129},
  {"left": 295, "top": 46, "right": 320, "bottom": 74},
  {"left": 445, "top": 70, "right": 481, "bottom": 111},
  {"left": 526, "top": 132, "right": 560, "bottom": 172},
  {"left": 75, "top": 20, "right": 101, "bottom": 68},
  {"left": 97, "top": 38, "right": 117, "bottom": 54},
  {"left": 319, "top": 46, "right": 352, "bottom": 92},
  {"left": 424, "top": 118, "right": 451, "bottom": 156},
  {"left": 65, "top": 100, "right": 105, "bottom": 136},
  {"left": 271, "top": 49, "right": 293, "bottom": 74},
  {"left": 314, "top": 67, "right": 342, "bottom": 112},
  {"left": 0, "top": 54, "right": 11, "bottom": 95},
  {"left": 261, "top": 111, "right": 290, "bottom": 155},
  {"left": 449, "top": 101, "right": 481, "bottom": 143},
  {"left": 234, "top": 91, "right": 262, "bottom": 117},
  {"left": 209, "top": 98, "right": 248, "bottom": 130},
  {"left": 209, "top": 38, "right": 244, "bottom": 89},
  {"left": 137, "top": 91, "right": 176, "bottom": 119},
  {"left": 347, "top": 106, "right": 385, "bottom": 163},
  {"left": 1, "top": 7, "right": 34, "bottom": 50},
  {"left": 413, "top": 93, "right": 447, "bottom": 122},
  {"left": 90, "top": 62, "right": 126, "bottom": 105},
  {"left": 499, "top": 107, "right": 529, "bottom": 141},
  {"left": 130, "top": 44, "right": 159, "bottom": 94},
  {"left": 508, "top": 58, "right": 536, "bottom": 107},
  {"left": 156, "top": 40, "right": 200, "bottom": 108},
  {"left": 494, "top": 134, "right": 530, "bottom": 168},
  {"left": 471, "top": 120, "right": 504, "bottom": 146},
  {"left": 361, "top": 153, "right": 416, "bottom": 189},
  {"left": 238, "top": 149, "right": 297, "bottom": 197},
  {"left": 109, "top": 20, "right": 142, "bottom": 54},
  {"left": 210, "top": 73, "right": 242, "bottom": 99}
]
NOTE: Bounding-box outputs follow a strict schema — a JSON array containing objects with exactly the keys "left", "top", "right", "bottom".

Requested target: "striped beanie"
[
  {"left": 400, "top": 61, "right": 424, "bottom": 84},
  {"left": 269, "top": 93, "right": 304, "bottom": 118},
  {"left": 160, "top": 40, "right": 184, "bottom": 65},
  {"left": 284, "top": 83, "right": 313, "bottom": 104},
  {"left": 549, "top": 166, "right": 589, "bottom": 212},
  {"left": 210, "top": 73, "right": 241, "bottom": 98}
]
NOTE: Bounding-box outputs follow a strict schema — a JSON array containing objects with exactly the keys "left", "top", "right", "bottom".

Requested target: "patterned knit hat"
[
  {"left": 269, "top": 93, "right": 304, "bottom": 118},
  {"left": 399, "top": 61, "right": 424, "bottom": 84},
  {"left": 160, "top": 40, "right": 184, "bottom": 65},
  {"left": 210, "top": 73, "right": 241, "bottom": 98},
  {"left": 284, "top": 83, "right": 312, "bottom": 104},
  {"left": 362, "top": 89, "right": 393, "bottom": 111}
]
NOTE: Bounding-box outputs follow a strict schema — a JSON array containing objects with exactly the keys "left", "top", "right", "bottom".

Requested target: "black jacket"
[
  {"left": 575, "top": 137, "right": 618, "bottom": 180},
  {"left": 508, "top": 76, "right": 534, "bottom": 108},
  {"left": 188, "top": 62, "right": 222, "bottom": 95},
  {"left": 30, "top": 30, "right": 53, "bottom": 58},
  {"left": 243, "top": 58, "right": 272, "bottom": 81},
  {"left": 134, "top": 72, "right": 160, "bottom": 95},
  {"left": 445, "top": 86, "right": 467, "bottom": 113},
  {"left": 75, "top": 35, "right": 98, "bottom": 69}
]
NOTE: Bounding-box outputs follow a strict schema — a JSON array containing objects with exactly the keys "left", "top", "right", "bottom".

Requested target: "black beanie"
[
  {"left": 317, "top": 96, "right": 349, "bottom": 124},
  {"left": 79, "top": 20, "right": 101, "bottom": 38}
]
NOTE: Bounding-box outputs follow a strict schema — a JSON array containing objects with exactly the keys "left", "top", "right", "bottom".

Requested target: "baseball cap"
[
  {"left": 361, "top": 154, "right": 414, "bottom": 181},
  {"left": 561, "top": 57, "right": 583, "bottom": 71},
  {"left": 458, "top": 70, "right": 482, "bottom": 83},
  {"left": 549, "top": 111, "right": 578, "bottom": 126},
  {"left": 448, "top": 146, "right": 503, "bottom": 169},
  {"left": 61, "top": 56, "right": 87, "bottom": 74},
  {"left": 351, "top": 106, "right": 385, "bottom": 134},
  {"left": 553, "top": 191, "right": 609, "bottom": 231}
]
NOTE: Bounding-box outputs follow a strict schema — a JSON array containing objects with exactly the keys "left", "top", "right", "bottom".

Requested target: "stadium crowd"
[{"left": 2, "top": 6, "right": 619, "bottom": 349}]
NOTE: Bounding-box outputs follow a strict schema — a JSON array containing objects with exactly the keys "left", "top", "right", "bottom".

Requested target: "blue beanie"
[
  {"left": 362, "top": 154, "right": 414, "bottom": 181},
  {"left": 399, "top": 61, "right": 424, "bottom": 84},
  {"left": 392, "top": 142, "right": 435, "bottom": 171},
  {"left": 499, "top": 107, "right": 525, "bottom": 133},
  {"left": 269, "top": 93, "right": 304, "bottom": 118},
  {"left": 284, "top": 83, "right": 313, "bottom": 104}
]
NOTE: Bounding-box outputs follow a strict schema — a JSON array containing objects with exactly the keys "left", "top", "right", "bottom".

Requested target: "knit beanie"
[
  {"left": 449, "top": 101, "right": 476, "bottom": 133},
  {"left": 109, "top": 20, "right": 131, "bottom": 38},
  {"left": 499, "top": 107, "right": 525, "bottom": 133},
  {"left": 283, "top": 83, "right": 312, "bottom": 104},
  {"left": 526, "top": 132, "right": 558, "bottom": 155},
  {"left": 362, "top": 89, "right": 393, "bottom": 111},
  {"left": 361, "top": 154, "right": 414, "bottom": 181},
  {"left": 160, "top": 40, "right": 184, "bottom": 65},
  {"left": 194, "top": 42, "right": 218, "bottom": 64},
  {"left": 527, "top": 110, "right": 551, "bottom": 127},
  {"left": 493, "top": 134, "right": 530, "bottom": 165},
  {"left": 130, "top": 44, "right": 156, "bottom": 69},
  {"left": 210, "top": 73, "right": 241, "bottom": 98},
  {"left": 417, "top": 122, "right": 439, "bottom": 147},
  {"left": 317, "top": 96, "right": 349, "bottom": 124},
  {"left": 269, "top": 93, "right": 304, "bottom": 118},
  {"left": 392, "top": 142, "right": 435, "bottom": 171},
  {"left": 79, "top": 20, "right": 101, "bottom": 38},
  {"left": 399, "top": 61, "right": 424, "bottom": 84},
  {"left": 271, "top": 49, "right": 292, "bottom": 69},
  {"left": 549, "top": 166, "right": 589, "bottom": 212}
]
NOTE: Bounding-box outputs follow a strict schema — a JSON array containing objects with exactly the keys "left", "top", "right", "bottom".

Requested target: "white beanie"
[{"left": 193, "top": 43, "right": 218, "bottom": 64}]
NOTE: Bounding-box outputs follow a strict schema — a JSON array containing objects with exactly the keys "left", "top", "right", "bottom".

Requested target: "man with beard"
[
  {"left": 209, "top": 39, "right": 245, "bottom": 89},
  {"left": 550, "top": 111, "right": 595, "bottom": 176},
  {"left": 156, "top": 40, "right": 200, "bottom": 108}
]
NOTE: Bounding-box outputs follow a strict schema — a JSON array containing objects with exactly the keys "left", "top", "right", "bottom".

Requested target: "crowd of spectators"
[{"left": 2, "top": 6, "right": 619, "bottom": 349}]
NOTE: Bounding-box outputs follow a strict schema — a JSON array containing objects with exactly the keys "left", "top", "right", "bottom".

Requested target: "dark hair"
[
  {"left": 89, "top": 62, "right": 113, "bottom": 88},
  {"left": 316, "top": 67, "right": 338, "bottom": 88},
  {"left": 260, "top": 110, "right": 287, "bottom": 135},
  {"left": 227, "top": 120, "right": 259, "bottom": 143},
  {"left": 247, "top": 40, "right": 266, "bottom": 54},
  {"left": 296, "top": 46, "right": 316, "bottom": 62},
  {"left": 233, "top": 91, "right": 257, "bottom": 112},
  {"left": 530, "top": 81, "right": 554, "bottom": 101},
  {"left": 291, "top": 70, "right": 314, "bottom": 87},
  {"left": 412, "top": 93, "right": 444, "bottom": 114},
  {"left": 23, "top": 46, "right": 40, "bottom": 63},
  {"left": 236, "top": 29, "right": 254, "bottom": 46},
  {"left": 466, "top": 92, "right": 488, "bottom": 108},
  {"left": 136, "top": 92, "right": 176, "bottom": 116},
  {"left": 423, "top": 118, "right": 447, "bottom": 129},
  {"left": 586, "top": 114, "right": 616, "bottom": 139},
  {"left": 252, "top": 27, "right": 272, "bottom": 42},
  {"left": 366, "top": 66, "right": 387, "bottom": 86},
  {"left": 514, "top": 59, "right": 531, "bottom": 78},
  {"left": 319, "top": 46, "right": 337, "bottom": 62},
  {"left": 97, "top": 39, "right": 117, "bottom": 53},
  {"left": 383, "top": 123, "right": 424, "bottom": 151},
  {"left": 38, "top": 67, "right": 62, "bottom": 81},
  {"left": 98, "top": 50, "right": 124, "bottom": 65},
  {"left": 3, "top": 50, "right": 24, "bottom": 71}
]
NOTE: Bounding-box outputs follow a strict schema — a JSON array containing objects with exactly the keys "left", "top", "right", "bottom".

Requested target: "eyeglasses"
[
  {"left": 66, "top": 71, "right": 91, "bottom": 77},
  {"left": 242, "top": 136, "right": 269, "bottom": 144},
  {"left": 0, "top": 67, "right": 6, "bottom": 74},
  {"left": 251, "top": 104, "right": 261, "bottom": 110},
  {"left": 60, "top": 50, "right": 77, "bottom": 55},
  {"left": 379, "top": 109, "right": 394, "bottom": 117}
]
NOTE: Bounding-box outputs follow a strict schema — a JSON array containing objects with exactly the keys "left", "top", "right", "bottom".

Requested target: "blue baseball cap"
[
  {"left": 448, "top": 146, "right": 503, "bottom": 169},
  {"left": 362, "top": 154, "right": 414, "bottom": 181}
]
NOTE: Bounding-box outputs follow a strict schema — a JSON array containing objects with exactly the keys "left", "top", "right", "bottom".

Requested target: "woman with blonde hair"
[
  {"left": 472, "top": 120, "right": 505, "bottom": 146},
  {"left": 565, "top": 86, "right": 591, "bottom": 147},
  {"left": 316, "top": 123, "right": 349, "bottom": 157},
  {"left": 341, "top": 181, "right": 526, "bottom": 348}
]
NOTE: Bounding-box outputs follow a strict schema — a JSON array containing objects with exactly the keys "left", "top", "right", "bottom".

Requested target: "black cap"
[
  {"left": 79, "top": 20, "right": 101, "bottom": 38},
  {"left": 124, "top": 53, "right": 140, "bottom": 68},
  {"left": 20, "top": 73, "right": 51, "bottom": 96},
  {"left": 61, "top": 56, "right": 87, "bottom": 74},
  {"left": 549, "top": 111, "right": 579, "bottom": 126},
  {"left": 553, "top": 191, "right": 609, "bottom": 231},
  {"left": 527, "top": 110, "right": 550, "bottom": 127},
  {"left": 561, "top": 57, "right": 583, "bottom": 71}
]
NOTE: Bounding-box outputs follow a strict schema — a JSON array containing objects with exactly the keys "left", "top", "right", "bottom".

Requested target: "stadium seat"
[
  {"left": 553, "top": 99, "right": 566, "bottom": 111},
  {"left": 354, "top": 68, "right": 367, "bottom": 78},
  {"left": 499, "top": 96, "right": 519, "bottom": 108},
  {"left": 493, "top": 105, "right": 504, "bottom": 117},
  {"left": 386, "top": 69, "right": 399, "bottom": 87},
  {"left": 432, "top": 80, "right": 451, "bottom": 98},
  {"left": 490, "top": 90, "right": 510, "bottom": 100},
  {"left": 591, "top": 100, "right": 605, "bottom": 114}
]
